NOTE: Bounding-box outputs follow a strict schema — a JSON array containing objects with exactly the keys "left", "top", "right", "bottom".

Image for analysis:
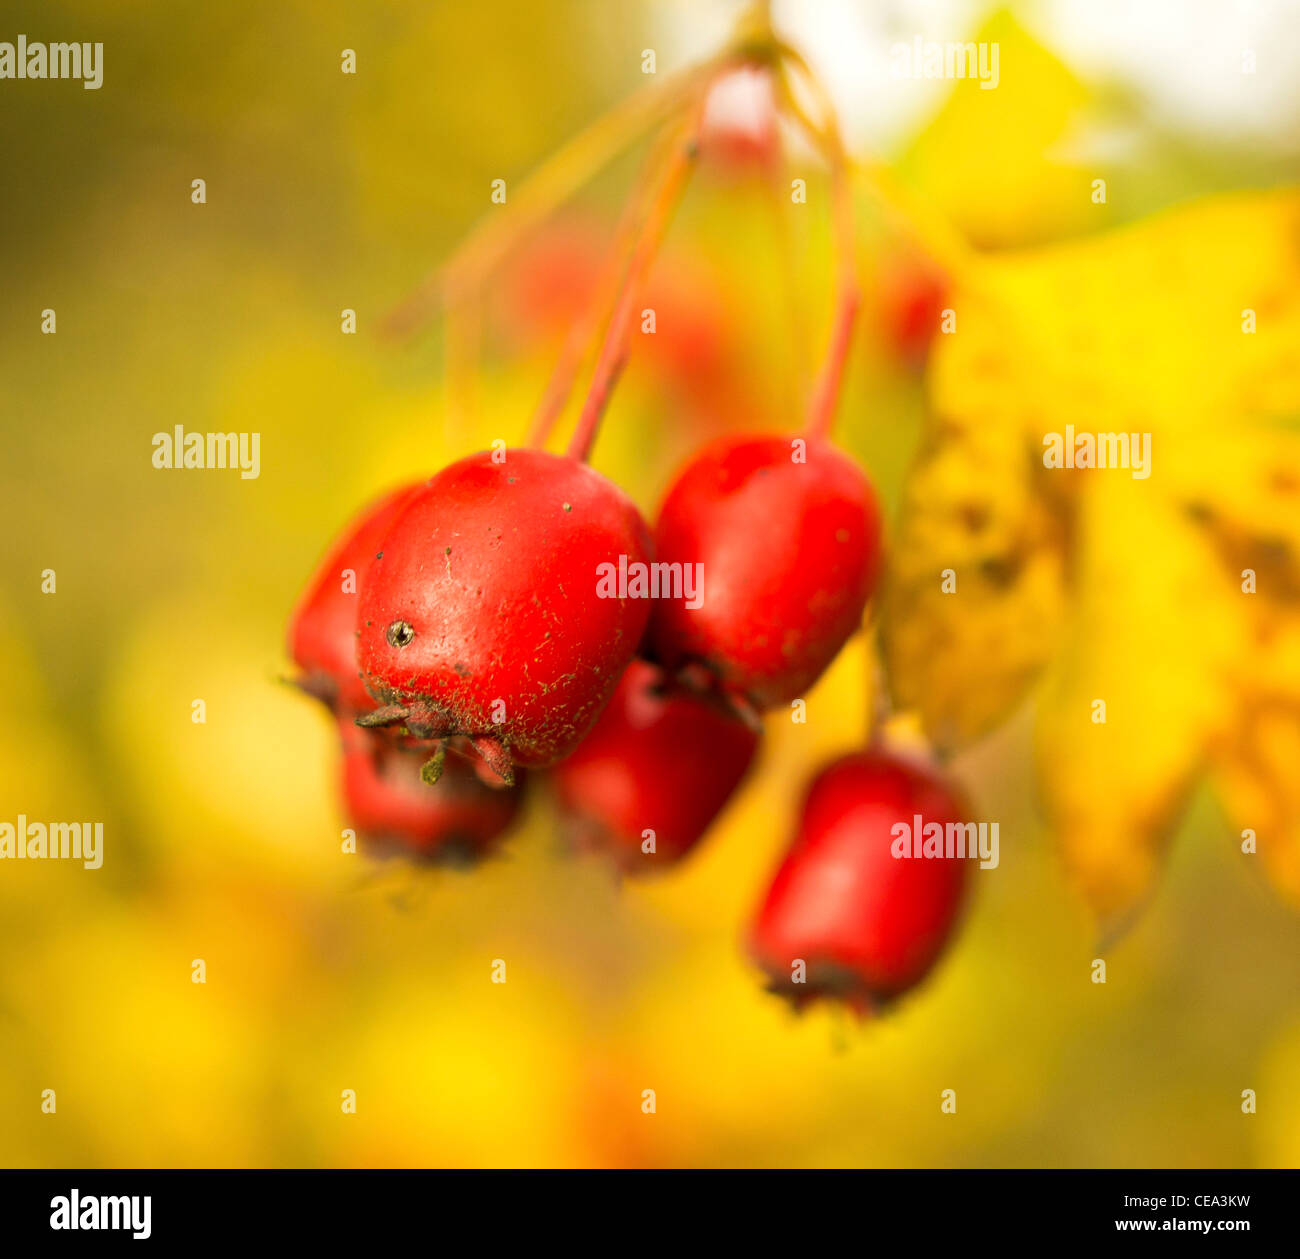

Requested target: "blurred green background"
[{"left": 2, "top": 0, "right": 1299, "bottom": 1167}]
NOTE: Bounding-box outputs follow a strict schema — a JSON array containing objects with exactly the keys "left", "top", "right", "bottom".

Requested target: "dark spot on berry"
[{"left": 386, "top": 620, "right": 416, "bottom": 648}]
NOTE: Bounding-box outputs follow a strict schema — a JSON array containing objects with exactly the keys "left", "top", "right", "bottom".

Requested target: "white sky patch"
[{"left": 656, "top": 0, "right": 1300, "bottom": 154}]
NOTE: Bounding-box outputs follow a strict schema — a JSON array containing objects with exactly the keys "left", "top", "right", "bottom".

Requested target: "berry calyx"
[
  {"left": 552, "top": 659, "right": 760, "bottom": 873},
  {"left": 356, "top": 448, "right": 654, "bottom": 775},
  {"left": 287, "top": 483, "right": 423, "bottom": 715},
  {"left": 647, "top": 433, "right": 881, "bottom": 711},
  {"left": 750, "top": 748, "right": 970, "bottom": 1012},
  {"left": 338, "top": 721, "right": 522, "bottom": 866}
]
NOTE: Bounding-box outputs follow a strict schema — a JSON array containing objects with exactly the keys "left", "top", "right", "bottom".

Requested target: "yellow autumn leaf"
[
  {"left": 899, "top": 9, "right": 1101, "bottom": 249},
  {"left": 883, "top": 186, "right": 1300, "bottom": 923},
  {"left": 1034, "top": 476, "right": 1240, "bottom": 929}
]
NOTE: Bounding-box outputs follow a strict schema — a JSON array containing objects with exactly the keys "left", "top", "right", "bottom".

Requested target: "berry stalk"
[
  {"left": 762, "top": 95, "right": 812, "bottom": 416},
  {"left": 777, "top": 39, "right": 975, "bottom": 289},
  {"left": 773, "top": 51, "right": 860, "bottom": 441},
  {"left": 566, "top": 111, "right": 703, "bottom": 463},
  {"left": 526, "top": 124, "right": 684, "bottom": 448}
]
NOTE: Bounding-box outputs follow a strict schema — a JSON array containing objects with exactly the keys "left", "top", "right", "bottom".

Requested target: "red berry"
[
  {"left": 648, "top": 434, "right": 881, "bottom": 712},
  {"left": 879, "top": 254, "right": 949, "bottom": 370},
  {"left": 356, "top": 448, "right": 654, "bottom": 777},
  {"left": 552, "top": 660, "right": 759, "bottom": 873},
  {"left": 338, "top": 721, "right": 522, "bottom": 866},
  {"left": 502, "top": 218, "right": 731, "bottom": 399},
  {"left": 699, "top": 66, "right": 780, "bottom": 177},
  {"left": 750, "top": 749, "right": 970, "bottom": 1010},
  {"left": 504, "top": 221, "right": 601, "bottom": 338},
  {"left": 287, "top": 483, "right": 423, "bottom": 715}
]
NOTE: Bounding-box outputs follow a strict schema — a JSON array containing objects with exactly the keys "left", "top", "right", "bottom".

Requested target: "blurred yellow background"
[{"left": 3, "top": 0, "right": 1299, "bottom": 1167}]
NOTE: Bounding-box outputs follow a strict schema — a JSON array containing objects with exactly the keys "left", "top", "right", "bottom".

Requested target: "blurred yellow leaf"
[
  {"left": 883, "top": 187, "right": 1300, "bottom": 924},
  {"left": 881, "top": 402, "right": 1069, "bottom": 749},
  {"left": 900, "top": 9, "right": 1101, "bottom": 248},
  {"left": 1035, "top": 477, "right": 1240, "bottom": 927}
]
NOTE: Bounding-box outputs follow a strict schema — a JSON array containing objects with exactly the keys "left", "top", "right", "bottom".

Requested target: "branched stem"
[
  {"left": 382, "top": 54, "right": 731, "bottom": 340},
  {"left": 383, "top": 1, "right": 978, "bottom": 462}
]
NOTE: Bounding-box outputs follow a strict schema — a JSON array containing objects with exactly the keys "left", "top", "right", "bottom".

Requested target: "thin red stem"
[
  {"left": 526, "top": 128, "right": 678, "bottom": 448},
  {"left": 807, "top": 140, "right": 861, "bottom": 439},
  {"left": 774, "top": 48, "right": 861, "bottom": 440},
  {"left": 764, "top": 116, "right": 810, "bottom": 415},
  {"left": 805, "top": 273, "right": 859, "bottom": 440},
  {"left": 566, "top": 115, "right": 703, "bottom": 463}
]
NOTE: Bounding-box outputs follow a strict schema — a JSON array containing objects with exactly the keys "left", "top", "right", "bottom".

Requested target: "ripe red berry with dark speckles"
[
  {"left": 287, "top": 482, "right": 423, "bottom": 715},
  {"left": 750, "top": 748, "right": 970, "bottom": 1012},
  {"left": 356, "top": 448, "right": 654, "bottom": 780},
  {"left": 648, "top": 434, "right": 881, "bottom": 713},
  {"left": 552, "top": 660, "right": 759, "bottom": 873},
  {"left": 338, "top": 721, "right": 522, "bottom": 865}
]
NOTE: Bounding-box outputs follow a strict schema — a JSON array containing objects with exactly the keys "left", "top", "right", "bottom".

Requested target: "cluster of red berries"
[
  {"left": 288, "top": 423, "right": 970, "bottom": 1012},
  {"left": 287, "top": 27, "right": 975, "bottom": 1014}
]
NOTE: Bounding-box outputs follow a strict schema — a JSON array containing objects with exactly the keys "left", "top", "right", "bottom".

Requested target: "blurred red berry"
[
  {"left": 500, "top": 219, "right": 730, "bottom": 395},
  {"left": 878, "top": 253, "right": 950, "bottom": 371},
  {"left": 699, "top": 66, "right": 780, "bottom": 177},
  {"left": 339, "top": 720, "right": 523, "bottom": 866},
  {"left": 751, "top": 748, "right": 970, "bottom": 1011},
  {"left": 504, "top": 221, "right": 602, "bottom": 336},
  {"left": 287, "top": 482, "right": 424, "bottom": 715},
  {"left": 552, "top": 660, "right": 759, "bottom": 873}
]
